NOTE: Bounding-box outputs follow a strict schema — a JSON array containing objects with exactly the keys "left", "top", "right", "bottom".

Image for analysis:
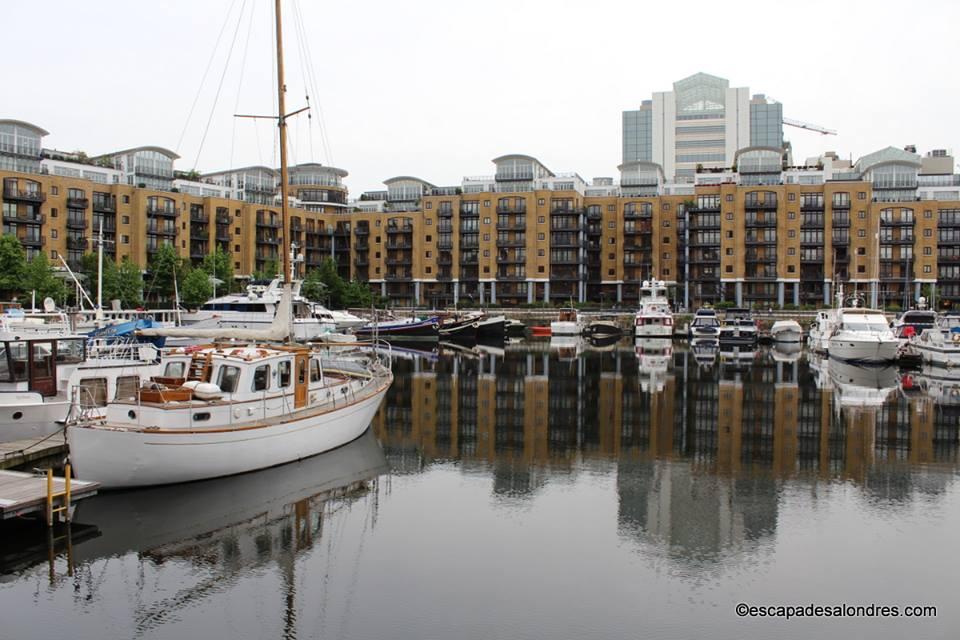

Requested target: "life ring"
[{"left": 953, "top": 334, "right": 960, "bottom": 343}]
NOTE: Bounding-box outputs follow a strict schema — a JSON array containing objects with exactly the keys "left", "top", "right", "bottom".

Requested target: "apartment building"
[{"left": 3, "top": 118, "right": 959, "bottom": 309}]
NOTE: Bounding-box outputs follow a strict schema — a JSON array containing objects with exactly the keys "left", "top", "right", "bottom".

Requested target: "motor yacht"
[
  {"left": 633, "top": 279, "right": 673, "bottom": 338},
  {"left": 909, "top": 312, "right": 960, "bottom": 367},
  {"left": 770, "top": 319, "right": 803, "bottom": 343},
  {"left": 718, "top": 307, "right": 758, "bottom": 347},
  {"left": 827, "top": 307, "right": 898, "bottom": 364},
  {"left": 551, "top": 309, "right": 582, "bottom": 337},
  {"left": 688, "top": 307, "right": 721, "bottom": 342}
]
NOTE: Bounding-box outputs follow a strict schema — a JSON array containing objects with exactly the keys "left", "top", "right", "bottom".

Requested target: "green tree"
[
  {"left": 22, "top": 252, "right": 66, "bottom": 304},
  {"left": 342, "top": 280, "right": 374, "bottom": 308},
  {"left": 114, "top": 258, "right": 144, "bottom": 309},
  {"left": 180, "top": 267, "right": 213, "bottom": 309},
  {"left": 0, "top": 235, "right": 27, "bottom": 300},
  {"left": 202, "top": 245, "right": 235, "bottom": 293},
  {"left": 300, "top": 268, "right": 326, "bottom": 302},
  {"left": 253, "top": 258, "right": 280, "bottom": 281},
  {"left": 145, "top": 243, "right": 183, "bottom": 304}
]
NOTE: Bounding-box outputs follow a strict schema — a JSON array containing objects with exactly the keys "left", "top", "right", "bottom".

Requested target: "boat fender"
[
  {"left": 193, "top": 382, "right": 222, "bottom": 400},
  {"left": 953, "top": 334, "right": 960, "bottom": 343},
  {"left": 182, "top": 380, "right": 201, "bottom": 390}
]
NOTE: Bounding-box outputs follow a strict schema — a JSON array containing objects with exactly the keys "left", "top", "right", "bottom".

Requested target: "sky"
[{"left": 3, "top": 0, "right": 959, "bottom": 194}]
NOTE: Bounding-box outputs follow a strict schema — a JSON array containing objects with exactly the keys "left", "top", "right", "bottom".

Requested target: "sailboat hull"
[{"left": 67, "top": 383, "right": 390, "bottom": 488}]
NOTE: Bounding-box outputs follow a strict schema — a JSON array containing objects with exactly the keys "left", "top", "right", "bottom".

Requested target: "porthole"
[
  {"left": 193, "top": 412, "right": 211, "bottom": 421},
  {"left": 128, "top": 410, "right": 137, "bottom": 419},
  {"left": 12, "top": 411, "right": 22, "bottom": 420}
]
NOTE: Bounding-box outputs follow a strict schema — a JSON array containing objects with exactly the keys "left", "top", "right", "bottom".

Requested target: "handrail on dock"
[{"left": 46, "top": 464, "right": 71, "bottom": 526}]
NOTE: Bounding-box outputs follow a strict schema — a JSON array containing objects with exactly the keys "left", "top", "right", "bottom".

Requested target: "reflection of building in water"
[{"left": 374, "top": 347, "right": 960, "bottom": 488}]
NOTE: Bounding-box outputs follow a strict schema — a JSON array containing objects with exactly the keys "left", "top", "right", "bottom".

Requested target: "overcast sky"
[{"left": 4, "top": 0, "right": 958, "bottom": 193}]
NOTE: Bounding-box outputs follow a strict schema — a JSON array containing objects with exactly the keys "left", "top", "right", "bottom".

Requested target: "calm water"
[{"left": 2, "top": 340, "right": 960, "bottom": 639}]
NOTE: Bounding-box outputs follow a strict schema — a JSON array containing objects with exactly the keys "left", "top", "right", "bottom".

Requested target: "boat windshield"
[{"left": 841, "top": 320, "right": 890, "bottom": 333}]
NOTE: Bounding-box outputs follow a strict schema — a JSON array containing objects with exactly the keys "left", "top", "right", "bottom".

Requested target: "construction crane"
[{"left": 782, "top": 117, "right": 837, "bottom": 136}]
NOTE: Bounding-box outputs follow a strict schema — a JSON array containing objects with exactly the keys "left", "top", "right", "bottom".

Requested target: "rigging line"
[
  {"left": 229, "top": 0, "right": 258, "bottom": 174},
  {"left": 176, "top": 0, "right": 240, "bottom": 155},
  {"left": 193, "top": 0, "right": 250, "bottom": 172},
  {"left": 292, "top": 0, "right": 330, "bottom": 164},
  {"left": 290, "top": 0, "right": 315, "bottom": 163}
]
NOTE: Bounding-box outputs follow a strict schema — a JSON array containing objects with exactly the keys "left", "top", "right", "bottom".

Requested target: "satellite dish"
[{"left": 43, "top": 297, "right": 56, "bottom": 312}]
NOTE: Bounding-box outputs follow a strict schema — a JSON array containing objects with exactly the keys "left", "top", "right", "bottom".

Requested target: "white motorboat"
[
  {"left": 688, "top": 307, "right": 721, "bottom": 342},
  {"left": 892, "top": 306, "right": 937, "bottom": 344},
  {"left": 311, "top": 304, "right": 367, "bottom": 331},
  {"left": 770, "top": 319, "right": 803, "bottom": 343},
  {"left": 182, "top": 278, "right": 335, "bottom": 341},
  {"left": 828, "top": 307, "right": 898, "bottom": 364},
  {"left": 0, "top": 335, "right": 163, "bottom": 442},
  {"left": 551, "top": 309, "right": 582, "bottom": 336},
  {"left": 633, "top": 279, "right": 673, "bottom": 338},
  {"left": 807, "top": 309, "right": 833, "bottom": 353},
  {"left": 909, "top": 312, "right": 960, "bottom": 367},
  {"left": 718, "top": 307, "right": 758, "bottom": 347}
]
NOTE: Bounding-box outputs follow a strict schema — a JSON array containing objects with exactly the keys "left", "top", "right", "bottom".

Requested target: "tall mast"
[{"left": 275, "top": 0, "right": 290, "bottom": 285}]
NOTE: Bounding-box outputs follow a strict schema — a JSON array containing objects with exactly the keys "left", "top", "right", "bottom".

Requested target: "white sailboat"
[{"left": 67, "top": 0, "right": 393, "bottom": 488}]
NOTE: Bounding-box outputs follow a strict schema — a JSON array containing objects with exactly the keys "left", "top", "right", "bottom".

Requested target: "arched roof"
[
  {"left": 289, "top": 162, "right": 348, "bottom": 178},
  {"left": 0, "top": 119, "right": 49, "bottom": 136},
  {"left": 383, "top": 176, "right": 436, "bottom": 188},
  {"left": 95, "top": 146, "right": 181, "bottom": 160}
]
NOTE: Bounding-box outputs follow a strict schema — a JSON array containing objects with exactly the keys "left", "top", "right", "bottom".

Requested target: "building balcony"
[
  {"left": 437, "top": 240, "right": 453, "bottom": 250},
  {"left": 354, "top": 255, "right": 369, "bottom": 266},
  {"left": 690, "top": 204, "right": 721, "bottom": 213},
  {"left": 92, "top": 198, "right": 116, "bottom": 213},
  {"left": 496, "top": 205, "right": 527, "bottom": 214},
  {"left": 19, "top": 235, "right": 45, "bottom": 248},
  {"left": 190, "top": 245, "right": 209, "bottom": 259},
  {"left": 459, "top": 240, "right": 479, "bottom": 250},
  {"left": 551, "top": 238, "right": 583, "bottom": 249},
  {"left": 880, "top": 218, "right": 916, "bottom": 227},
  {"left": 354, "top": 226, "right": 369, "bottom": 236},
  {"left": 146, "top": 224, "right": 177, "bottom": 237},
  {"left": 460, "top": 254, "right": 479, "bottom": 265},
  {"left": 385, "top": 241, "right": 412, "bottom": 250},
  {"left": 550, "top": 256, "right": 581, "bottom": 265},
  {"left": 459, "top": 208, "right": 479, "bottom": 218},
  {"left": 497, "top": 238, "right": 526, "bottom": 248},
  {"left": 688, "top": 221, "right": 720, "bottom": 231},
  {"left": 437, "top": 270, "right": 454, "bottom": 281},
  {"left": 496, "top": 220, "right": 526, "bottom": 231},
  {"left": 216, "top": 230, "right": 231, "bottom": 242},
  {"left": 4, "top": 211, "right": 45, "bottom": 225},
  {"left": 437, "top": 253, "right": 452, "bottom": 265},
  {"left": 334, "top": 227, "right": 351, "bottom": 237},
  {"left": 831, "top": 219, "right": 850, "bottom": 228},
  {"left": 385, "top": 256, "right": 412, "bottom": 266},
  {"left": 354, "top": 241, "right": 370, "bottom": 251},
  {"left": 799, "top": 202, "right": 824, "bottom": 212},
  {"left": 386, "top": 225, "right": 414, "bottom": 234},
  {"left": 744, "top": 218, "right": 777, "bottom": 228},
  {"left": 257, "top": 236, "right": 281, "bottom": 245},
  {"left": 496, "top": 271, "right": 526, "bottom": 281},
  {"left": 216, "top": 213, "right": 232, "bottom": 225},
  {"left": 147, "top": 205, "right": 179, "bottom": 218},
  {"left": 189, "top": 211, "right": 209, "bottom": 224},
  {"left": 256, "top": 217, "right": 282, "bottom": 228},
  {"left": 385, "top": 272, "right": 413, "bottom": 281},
  {"left": 66, "top": 196, "right": 88, "bottom": 209},
  {"left": 438, "top": 208, "right": 454, "bottom": 218},
  {"left": 3, "top": 188, "right": 45, "bottom": 203},
  {"left": 623, "top": 224, "right": 653, "bottom": 235},
  {"left": 586, "top": 209, "right": 602, "bottom": 221},
  {"left": 66, "top": 236, "right": 87, "bottom": 250},
  {"left": 66, "top": 216, "right": 88, "bottom": 230},
  {"left": 744, "top": 200, "right": 777, "bottom": 210},
  {"left": 550, "top": 207, "right": 582, "bottom": 216}
]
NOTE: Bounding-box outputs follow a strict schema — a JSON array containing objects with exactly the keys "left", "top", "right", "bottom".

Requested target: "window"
[
  {"left": 924, "top": 228, "right": 932, "bottom": 237},
  {"left": 425, "top": 202, "right": 432, "bottom": 209},
  {"left": 857, "top": 247, "right": 866, "bottom": 255},
  {"left": 858, "top": 210, "right": 866, "bottom": 219},
  {"left": 725, "top": 213, "right": 733, "bottom": 220},
  {"left": 608, "top": 269, "right": 615, "bottom": 276},
  {"left": 538, "top": 216, "right": 545, "bottom": 224},
  {"left": 375, "top": 219, "right": 381, "bottom": 227},
  {"left": 924, "top": 246, "right": 932, "bottom": 256},
  {"left": 788, "top": 193, "right": 796, "bottom": 201},
  {"left": 607, "top": 204, "right": 615, "bottom": 211},
  {"left": 725, "top": 265, "right": 733, "bottom": 273},
  {"left": 787, "top": 265, "right": 796, "bottom": 273},
  {"left": 924, "top": 210, "right": 932, "bottom": 219},
  {"left": 609, "top": 237, "right": 616, "bottom": 244},
  {"left": 252, "top": 364, "right": 270, "bottom": 391},
  {"left": 425, "top": 266, "right": 431, "bottom": 274},
  {"left": 538, "top": 199, "right": 545, "bottom": 206},
  {"left": 726, "top": 230, "right": 733, "bottom": 239},
  {"left": 663, "top": 220, "right": 671, "bottom": 227},
  {"left": 425, "top": 235, "right": 432, "bottom": 242},
  {"left": 122, "top": 235, "right": 129, "bottom": 244},
  {"left": 858, "top": 229, "right": 866, "bottom": 238},
  {"left": 662, "top": 237, "right": 670, "bottom": 244},
  {"left": 661, "top": 203, "right": 670, "bottom": 211},
  {"left": 376, "top": 236, "right": 381, "bottom": 243},
  {"left": 310, "top": 359, "right": 321, "bottom": 382},
  {"left": 483, "top": 249, "right": 489, "bottom": 257},
  {"left": 538, "top": 249, "right": 545, "bottom": 256},
  {"left": 483, "top": 201, "right": 490, "bottom": 208},
  {"left": 858, "top": 265, "right": 866, "bottom": 273},
  {"left": 51, "top": 229, "right": 58, "bottom": 239},
  {"left": 78, "top": 378, "right": 107, "bottom": 407},
  {"left": 858, "top": 192, "right": 866, "bottom": 200},
  {"left": 235, "top": 244, "right": 240, "bottom": 252},
  {"left": 608, "top": 252, "right": 615, "bottom": 259},
  {"left": 298, "top": 359, "right": 307, "bottom": 385},
  {"left": 538, "top": 233, "right": 545, "bottom": 241},
  {"left": 788, "top": 247, "right": 796, "bottom": 256},
  {"left": 483, "top": 234, "right": 489, "bottom": 241},
  {"left": 425, "top": 251, "right": 432, "bottom": 258},
  {"left": 235, "top": 227, "right": 241, "bottom": 235},
  {"left": 217, "top": 365, "right": 241, "bottom": 393},
  {"left": 608, "top": 221, "right": 615, "bottom": 228},
  {"left": 726, "top": 248, "right": 733, "bottom": 255},
  {"left": 51, "top": 208, "right": 58, "bottom": 217},
  {"left": 662, "top": 252, "right": 671, "bottom": 259},
  {"left": 725, "top": 194, "right": 733, "bottom": 202},
  {"left": 278, "top": 361, "right": 291, "bottom": 387},
  {"left": 924, "top": 265, "right": 932, "bottom": 273},
  {"left": 123, "top": 195, "right": 129, "bottom": 204},
  {"left": 788, "top": 230, "right": 796, "bottom": 238},
  {"left": 426, "top": 218, "right": 432, "bottom": 225},
  {"left": 788, "top": 211, "right": 796, "bottom": 219},
  {"left": 483, "top": 217, "right": 491, "bottom": 224},
  {"left": 115, "top": 376, "right": 140, "bottom": 401},
  {"left": 122, "top": 215, "right": 129, "bottom": 224},
  {"left": 538, "top": 265, "right": 545, "bottom": 273},
  {"left": 163, "top": 362, "right": 185, "bottom": 378}
]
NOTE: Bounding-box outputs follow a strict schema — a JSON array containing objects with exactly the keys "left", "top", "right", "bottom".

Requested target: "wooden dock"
[
  {"left": 0, "top": 436, "right": 68, "bottom": 471},
  {"left": 0, "top": 469, "right": 99, "bottom": 521}
]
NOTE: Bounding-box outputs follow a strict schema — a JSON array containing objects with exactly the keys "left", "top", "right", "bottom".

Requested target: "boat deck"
[{"left": 0, "top": 469, "right": 99, "bottom": 520}]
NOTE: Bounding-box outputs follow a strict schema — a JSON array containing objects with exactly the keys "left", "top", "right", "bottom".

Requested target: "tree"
[
  {"left": 300, "top": 258, "right": 350, "bottom": 308},
  {"left": 253, "top": 258, "right": 280, "bottom": 281},
  {"left": 180, "top": 267, "right": 213, "bottom": 309},
  {"left": 0, "top": 235, "right": 26, "bottom": 300},
  {"left": 22, "top": 252, "right": 66, "bottom": 304},
  {"left": 201, "top": 246, "right": 234, "bottom": 293},
  {"left": 145, "top": 243, "right": 183, "bottom": 304},
  {"left": 342, "top": 280, "right": 374, "bottom": 308},
  {"left": 114, "top": 258, "right": 144, "bottom": 309},
  {"left": 300, "top": 268, "right": 325, "bottom": 302}
]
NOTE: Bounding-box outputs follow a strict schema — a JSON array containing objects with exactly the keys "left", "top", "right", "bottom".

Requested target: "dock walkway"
[
  {"left": 0, "top": 436, "right": 68, "bottom": 471},
  {"left": 0, "top": 470, "right": 99, "bottom": 521}
]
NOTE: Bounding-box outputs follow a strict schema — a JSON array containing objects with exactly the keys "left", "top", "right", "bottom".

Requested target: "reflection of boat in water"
[
  {"left": 584, "top": 333, "right": 621, "bottom": 350},
  {"left": 635, "top": 338, "right": 672, "bottom": 393},
  {"left": 549, "top": 336, "right": 582, "bottom": 360},
  {"left": 907, "top": 363, "right": 960, "bottom": 405},
  {"left": 691, "top": 340, "right": 718, "bottom": 368},
  {"left": 827, "top": 360, "right": 899, "bottom": 408},
  {"left": 719, "top": 346, "right": 756, "bottom": 363},
  {"left": 771, "top": 341, "right": 802, "bottom": 362}
]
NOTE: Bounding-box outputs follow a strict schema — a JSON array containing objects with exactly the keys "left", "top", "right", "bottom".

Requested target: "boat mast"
[
  {"left": 96, "top": 218, "right": 104, "bottom": 327},
  {"left": 275, "top": 0, "right": 291, "bottom": 286}
]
